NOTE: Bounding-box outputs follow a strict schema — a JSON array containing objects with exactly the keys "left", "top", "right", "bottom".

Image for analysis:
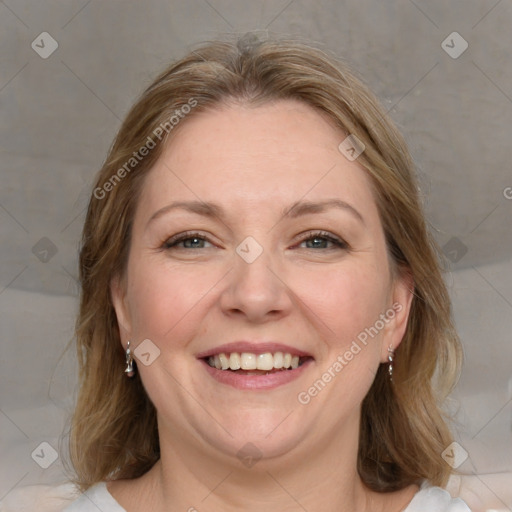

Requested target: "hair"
[{"left": 68, "top": 34, "right": 462, "bottom": 493}]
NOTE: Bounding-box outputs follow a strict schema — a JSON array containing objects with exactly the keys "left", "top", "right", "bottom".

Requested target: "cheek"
[
  {"left": 292, "top": 261, "right": 389, "bottom": 344},
  {"left": 125, "top": 259, "right": 224, "bottom": 344}
]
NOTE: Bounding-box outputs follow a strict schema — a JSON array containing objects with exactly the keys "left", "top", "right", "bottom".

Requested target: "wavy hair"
[{"left": 67, "top": 34, "right": 462, "bottom": 493}]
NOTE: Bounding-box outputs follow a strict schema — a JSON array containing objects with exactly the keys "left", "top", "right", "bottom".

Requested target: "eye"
[
  {"left": 161, "top": 230, "right": 349, "bottom": 252},
  {"left": 295, "top": 231, "right": 349, "bottom": 250},
  {"left": 162, "top": 232, "right": 214, "bottom": 250}
]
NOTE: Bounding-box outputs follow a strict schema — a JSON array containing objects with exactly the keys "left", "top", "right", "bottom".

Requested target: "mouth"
[
  {"left": 196, "top": 342, "right": 315, "bottom": 389},
  {"left": 202, "top": 352, "right": 314, "bottom": 375}
]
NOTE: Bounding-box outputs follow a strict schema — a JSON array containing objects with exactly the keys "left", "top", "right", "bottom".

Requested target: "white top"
[{"left": 0, "top": 480, "right": 472, "bottom": 511}]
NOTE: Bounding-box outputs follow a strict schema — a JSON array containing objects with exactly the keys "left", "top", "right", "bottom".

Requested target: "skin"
[{"left": 110, "top": 99, "right": 417, "bottom": 511}]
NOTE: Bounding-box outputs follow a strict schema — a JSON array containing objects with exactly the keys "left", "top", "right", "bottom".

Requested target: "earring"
[
  {"left": 125, "top": 341, "right": 135, "bottom": 377},
  {"left": 387, "top": 345, "right": 394, "bottom": 382}
]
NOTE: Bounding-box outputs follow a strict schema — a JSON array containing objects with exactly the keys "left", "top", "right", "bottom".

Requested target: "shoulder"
[
  {"left": 404, "top": 483, "right": 472, "bottom": 512},
  {"left": 0, "top": 482, "right": 125, "bottom": 512},
  {"left": 0, "top": 482, "right": 79, "bottom": 512},
  {"left": 61, "top": 482, "right": 125, "bottom": 511}
]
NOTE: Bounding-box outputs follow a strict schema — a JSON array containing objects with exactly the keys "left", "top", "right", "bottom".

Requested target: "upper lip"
[{"left": 196, "top": 341, "right": 313, "bottom": 359}]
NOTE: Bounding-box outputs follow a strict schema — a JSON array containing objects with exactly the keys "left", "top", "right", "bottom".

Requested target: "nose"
[{"left": 218, "top": 243, "right": 293, "bottom": 323}]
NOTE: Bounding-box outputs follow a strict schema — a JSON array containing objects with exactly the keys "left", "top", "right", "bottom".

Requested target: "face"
[{"left": 111, "top": 99, "right": 413, "bottom": 465}]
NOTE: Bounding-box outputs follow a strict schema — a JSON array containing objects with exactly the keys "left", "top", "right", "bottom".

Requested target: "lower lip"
[{"left": 200, "top": 358, "right": 314, "bottom": 390}]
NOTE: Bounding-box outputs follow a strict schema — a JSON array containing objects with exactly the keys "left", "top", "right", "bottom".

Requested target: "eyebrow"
[{"left": 146, "top": 198, "right": 365, "bottom": 229}]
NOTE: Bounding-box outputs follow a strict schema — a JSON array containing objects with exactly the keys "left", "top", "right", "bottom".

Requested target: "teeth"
[
  {"left": 257, "top": 353, "right": 273, "bottom": 371},
  {"left": 240, "top": 353, "right": 257, "bottom": 370},
  {"left": 273, "top": 352, "right": 284, "bottom": 368},
  {"left": 207, "top": 352, "right": 306, "bottom": 371},
  {"left": 229, "top": 352, "right": 241, "bottom": 370},
  {"left": 219, "top": 353, "right": 229, "bottom": 370}
]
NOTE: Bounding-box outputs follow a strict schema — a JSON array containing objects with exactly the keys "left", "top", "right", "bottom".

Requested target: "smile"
[{"left": 205, "top": 352, "right": 312, "bottom": 373}]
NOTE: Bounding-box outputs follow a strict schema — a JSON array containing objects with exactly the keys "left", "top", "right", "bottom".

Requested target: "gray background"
[{"left": 0, "top": 0, "right": 511, "bottom": 508}]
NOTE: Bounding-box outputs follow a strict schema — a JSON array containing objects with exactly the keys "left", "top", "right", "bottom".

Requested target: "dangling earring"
[
  {"left": 387, "top": 345, "right": 394, "bottom": 382},
  {"left": 125, "top": 341, "right": 135, "bottom": 377}
]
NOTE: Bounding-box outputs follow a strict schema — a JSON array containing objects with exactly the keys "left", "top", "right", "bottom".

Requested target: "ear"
[
  {"left": 380, "top": 269, "right": 414, "bottom": 362},
  {"left": 110, "top": 274, "right": 132, "bottom": 347}
]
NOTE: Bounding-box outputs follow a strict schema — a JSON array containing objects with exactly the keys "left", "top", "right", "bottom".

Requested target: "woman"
[{"left": 3, "top": 35, "right": 472, "bottom": 511}]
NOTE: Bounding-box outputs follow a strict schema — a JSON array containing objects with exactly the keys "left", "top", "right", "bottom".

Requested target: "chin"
[{"left": 196, "top": 410, "right": 308, "bottom": 465}]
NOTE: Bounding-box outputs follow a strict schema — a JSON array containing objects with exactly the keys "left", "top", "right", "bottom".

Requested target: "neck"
[{"left": 143, "top": 415, "right": 381, "bottom": 512}]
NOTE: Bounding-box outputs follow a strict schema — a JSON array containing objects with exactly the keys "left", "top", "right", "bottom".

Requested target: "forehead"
[{"left": 136, "top": 99, "right": 380, "bottom": 226}]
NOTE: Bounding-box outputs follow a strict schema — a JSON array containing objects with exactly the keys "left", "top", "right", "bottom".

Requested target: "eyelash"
[{"left": 162, "top": 230, "right": 349, "bottom": 251}]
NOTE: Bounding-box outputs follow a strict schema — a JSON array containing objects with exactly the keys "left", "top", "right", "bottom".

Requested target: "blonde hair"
[{"left": 68, "top": 35, "right": 462, "bottom": 493}]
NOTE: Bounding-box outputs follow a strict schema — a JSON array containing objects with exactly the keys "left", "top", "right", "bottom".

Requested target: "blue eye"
[
  {"left": 297, "top": 231, "right": 348, "bottom": 250},
  {"left": 162, "top": 231, "right": 348, "bottom": 251},
  {"left": 163, "top": 232, "right": 212, "bottom": 250}
]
